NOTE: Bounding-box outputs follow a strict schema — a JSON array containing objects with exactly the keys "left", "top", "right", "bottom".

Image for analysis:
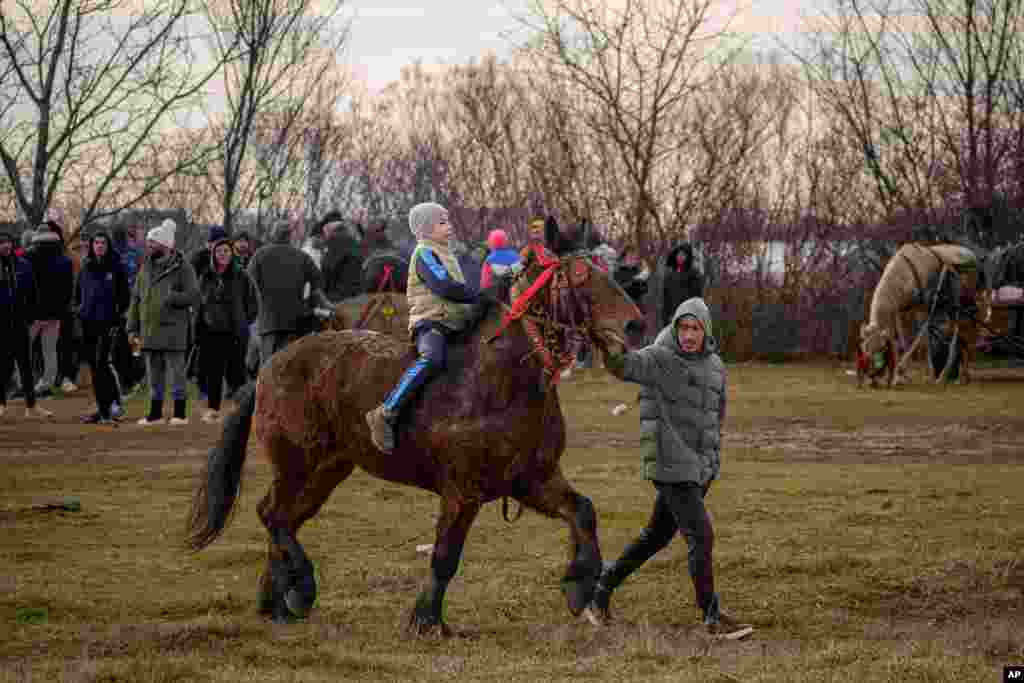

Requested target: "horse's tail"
[{"left": 186, "top": 381, "right": 258, "bottom": 552}]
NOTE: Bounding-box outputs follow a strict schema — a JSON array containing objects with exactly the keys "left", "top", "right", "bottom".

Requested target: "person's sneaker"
[
  {"left": 168, "top": 417, "right": 189, "bottom": 426},
  {"left": 61, "top": 379, "right": 78, "bottom": 393},
  {"left": 34, "top": 384, "right": 53, "bottom": 399},
  {"left": 80, "top": 412, "right": 113, "bottom": 425},
  {"left": 365, "top": 405, "right": 396, "bottom": 453},
  {"left": 110, "top": 403, "right": 124, "bottom": 420},
  {"left": 25, "top": 405, "right": 54, "bottom": 419},
  {"left": 582, "top": 584, "right": 613, "bottom": 626},
  {"left": 137, "top": 417, "right": 165, "bottom": 426},
  {"left": 704, "top": 611, "right": 754, "bottom": 640},
  {"left": 201, "top": 409, "right": 220, "bottom": 424}
]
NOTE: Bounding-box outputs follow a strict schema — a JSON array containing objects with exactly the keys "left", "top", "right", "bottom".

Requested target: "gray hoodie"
[{"left": 604, "top": 297, "right": 727, "bottom": 485}]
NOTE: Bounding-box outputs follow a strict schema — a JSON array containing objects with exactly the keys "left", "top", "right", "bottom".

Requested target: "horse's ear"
[{"left": 544, "top": 216, "right": 561, "bottom": 252}]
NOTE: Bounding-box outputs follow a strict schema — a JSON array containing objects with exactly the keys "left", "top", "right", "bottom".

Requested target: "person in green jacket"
[
  {"left": 585, "top": 297, "right": 753, "bottom": 640},
  {"left": 127, "top": 219, "right": 200, "bottom": 426}
]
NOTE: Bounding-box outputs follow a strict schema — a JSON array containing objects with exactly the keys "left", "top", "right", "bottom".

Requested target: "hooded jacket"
[
  {"left": 604, "top": 297, "right": 726, "bottom": 486},
  {"left": 26, "top": 229, "right": 74, "bottom": 320},
  {"left": 127, "top": 248, "right": 200, "bottom": 351},
  {"left": 198, "top": 239, "right": 259, "bottom": 336},
  {"left": 76, "top": 232, "right": 130, "bottom": 326},
  {"left": 646, "top": 243, "right": 705, "bottom": 332}
]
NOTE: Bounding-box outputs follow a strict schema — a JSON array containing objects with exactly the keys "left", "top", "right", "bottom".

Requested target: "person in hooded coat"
[
  {"left": 645, "top": 243, "right": 705, "bottom": 335},
  {"left": 585, "top": 297, "right": 752, "bottom": 640},
  {"left": 76, "top": 231, "right": 130, "bottom": 424}
]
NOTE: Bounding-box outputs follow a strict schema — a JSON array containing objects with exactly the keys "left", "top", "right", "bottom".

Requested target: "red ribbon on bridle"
[
  {"left": 489, "top": 243, "right": 589, "bottom": 385},
  {"left": 490, "top": 244, "right": 561, "bottom": 340}
]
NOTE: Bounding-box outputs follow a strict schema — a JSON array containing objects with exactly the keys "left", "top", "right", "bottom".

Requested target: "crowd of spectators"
[{"left": 0, "top": 212, "right": 704, "bottom": 424}]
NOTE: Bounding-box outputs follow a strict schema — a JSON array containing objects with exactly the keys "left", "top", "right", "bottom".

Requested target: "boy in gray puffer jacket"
[{"left": 586, "top": 297, "right": 753, "bottom": 640}]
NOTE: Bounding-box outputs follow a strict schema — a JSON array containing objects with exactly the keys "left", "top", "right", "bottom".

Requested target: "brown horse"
[{"left": 185, "top": 230, "right": 644, "bottom": 634}]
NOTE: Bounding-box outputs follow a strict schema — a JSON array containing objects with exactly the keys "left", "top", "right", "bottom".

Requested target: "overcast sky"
[{"left": 341, "top": 0, "right": 810, "bottom": 92}]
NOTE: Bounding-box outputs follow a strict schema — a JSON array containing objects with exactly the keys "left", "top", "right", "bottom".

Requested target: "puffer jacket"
[{"left": 604, "top": 297, "right": 726, "bottom": 486}]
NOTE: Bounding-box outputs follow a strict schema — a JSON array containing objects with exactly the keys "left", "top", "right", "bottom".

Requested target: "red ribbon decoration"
[{"left": 491, "top": 244, "right": 560, "bottom": 340}]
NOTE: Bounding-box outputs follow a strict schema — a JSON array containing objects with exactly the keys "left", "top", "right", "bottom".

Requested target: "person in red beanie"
[{"left": 479, "top": 228, "right": 522, "bottom": 290}]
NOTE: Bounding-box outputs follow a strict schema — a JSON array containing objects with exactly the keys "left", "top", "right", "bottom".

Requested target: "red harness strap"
[
  {"left": 490, "top": 244, "right": 582, "bottom": 383},
  {"left": 377, "top": 264, "right": 394, "bottom": 292},
  {"left": 353, "top": 264, "right": 397, "bottom": 330},
  {"left": 491, "top": 244, "right": 560, "bottom": 339}
]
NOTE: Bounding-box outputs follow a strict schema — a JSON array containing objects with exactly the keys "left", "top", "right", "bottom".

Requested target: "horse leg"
[
  {"left": 896, "top": 324, "right": 928, "bottom": 382},
  {"left": 257, "top": 443, "right": 355, "bottom": 622},
  {"left": 514, "top": 468, "right": 602, "bottom": 617},
  {"left": 937, "top": 323, "right": 959, "bottom": 384},
  {"left": 409, "top": 493, "right": 481, "bottom": 636}
]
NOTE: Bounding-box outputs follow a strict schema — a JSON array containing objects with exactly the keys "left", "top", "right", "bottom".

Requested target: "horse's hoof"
[
  {"left": 407, "top": 612, "right": 452, "bottom": 638},
  {"left": 285, "top": 588, "right": 313, "bottom": 619},
  {"left": 561, "top": 575, "right": 596, "bottom": 617}
]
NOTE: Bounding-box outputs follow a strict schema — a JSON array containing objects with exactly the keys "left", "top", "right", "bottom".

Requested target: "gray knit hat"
[{"left": 408, "top": 202, "right": 447, "bottom": 240}]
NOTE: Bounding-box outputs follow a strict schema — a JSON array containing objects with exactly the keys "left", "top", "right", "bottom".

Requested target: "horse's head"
[
  {"left": 522, "top": 217, "right": 644, "bottom": 357},
  {"left": 860, "top": 322, "right": 891, "bottom": 354}
]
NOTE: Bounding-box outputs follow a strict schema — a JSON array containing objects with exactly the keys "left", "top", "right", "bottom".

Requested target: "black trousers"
[
  {"left": 199, "top": 332, "right": 243, "bottom": 411},
  {"left": 0, "top": 323, "right": 38, "bottom": 408},
  {"left": 57, "top": 311, "right": 80, "bottom": 384},
  {"left": 602, "top": 480, "right": 716, "bottom": 615},
  {"left": 81, "top": 322, "right": 119, "bottom": 417}
]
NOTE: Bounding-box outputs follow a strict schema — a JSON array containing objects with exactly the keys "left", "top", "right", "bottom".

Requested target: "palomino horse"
[
  {"left": 186, "top": 227, "right": 644, "bottom": 633},
  {"left": 860, "top": 243, "right": 991, "bottom": 385}
]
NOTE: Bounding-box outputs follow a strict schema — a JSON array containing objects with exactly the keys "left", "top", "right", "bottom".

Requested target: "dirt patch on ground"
[{"left": 0, "top": 394, "right": 221, "bottom": 465}]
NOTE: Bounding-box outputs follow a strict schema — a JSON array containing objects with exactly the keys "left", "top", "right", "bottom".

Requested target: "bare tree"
[
  {"left": 202, "top": 0, "right": 349, "bottom": 232},
  {"left": 0, "top": 0, "right": 228, "bottom": 235},
  {"left": 512, "top": 0, "right": 749, "bottom": 250},
  {"left": 793, "top": 0, "right": 1024, "bottom": 246}
]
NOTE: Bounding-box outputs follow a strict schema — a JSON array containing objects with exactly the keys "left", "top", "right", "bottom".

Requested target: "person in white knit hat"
[
  {"left": 364, "top": 202, "right": 483, "bottom": 453},
  {"left": 127, "top": 219, "right": 200, "bottom": 426}
]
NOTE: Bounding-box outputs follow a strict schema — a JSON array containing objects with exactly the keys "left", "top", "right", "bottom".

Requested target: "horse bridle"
[{"left": 494, "top": 249, "right": 596, "bottom": 381}]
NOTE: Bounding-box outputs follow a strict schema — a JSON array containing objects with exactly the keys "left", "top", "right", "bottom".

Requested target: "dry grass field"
[{"left": 2, "top": 361, "right": 1023, "bottom": 682}]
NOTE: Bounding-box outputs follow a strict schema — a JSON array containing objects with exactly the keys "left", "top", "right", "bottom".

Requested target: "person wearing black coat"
[
  {"left": 26, "top": 226, "right": 74, "bottom": 396},
  {"left": 196, "top": 239, "right": 258, "bottom": 422},
  {"left": 75, "top": 231, "right": 131, "bottom": 423},
  {"left": 0, "top": 230, "right": 53, "bottom": 419},
  {"left": 645, "top": 243, "right": 705, "bottom": 334},
  {"left": 320, "top": 221, "right": 364, "bottom": 302}
]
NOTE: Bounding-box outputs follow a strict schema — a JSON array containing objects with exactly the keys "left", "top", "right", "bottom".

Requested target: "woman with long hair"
[{"left": 76, "top": 232, "right": 130, "bottom": 424}]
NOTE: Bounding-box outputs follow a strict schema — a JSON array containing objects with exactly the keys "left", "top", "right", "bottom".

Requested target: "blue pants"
[{"left": 382, "top": 327, "right": 447, "bottom": 415}]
